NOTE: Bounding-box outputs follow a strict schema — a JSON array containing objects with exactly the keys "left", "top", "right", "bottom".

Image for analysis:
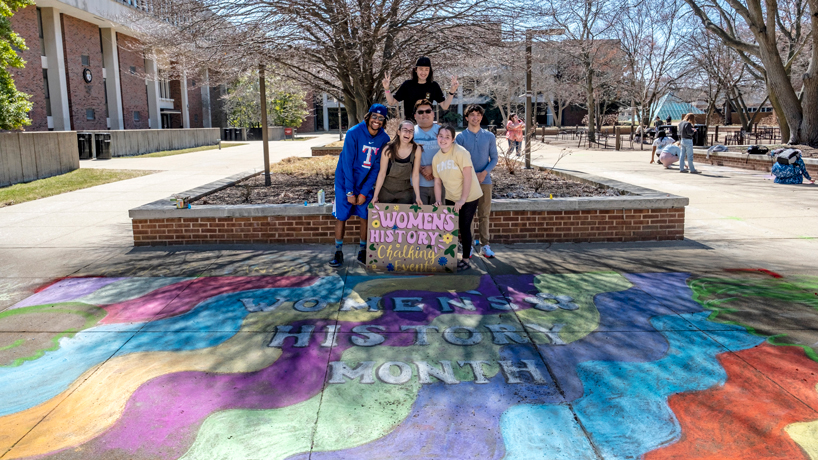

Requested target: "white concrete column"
[
  {"left": 322, "top": 93, "right": 330, "bottom": 132},
  {"left": 180, "top": 72, "right": 190, "bottom": 128},
  {"left": 201, "top": 69, "right": 211, "bottom": 128},
  {"left": 457, "top": 86, "right": 464, "bottom": 127},
  {"left": 40, "top": 8, "right": 71, "bottom": 131},
  {"left": 144, "top": 57, "right": 162, "bottom": 129},
  {"left": 100, "top": 28, "right": 124, "bottom": 130}
]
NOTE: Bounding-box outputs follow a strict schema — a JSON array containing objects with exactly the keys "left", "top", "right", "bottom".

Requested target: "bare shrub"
[{"left": 497, "top": 142, "right": 521, "bottom": 175}]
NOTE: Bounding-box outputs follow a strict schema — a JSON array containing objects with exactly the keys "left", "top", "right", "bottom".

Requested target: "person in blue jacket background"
[
  {"left": 772, "top": 152, "right": 814, "bottom": 185},
  {"left": 329, "top": 104, "right": 391, "bottom": 268}
]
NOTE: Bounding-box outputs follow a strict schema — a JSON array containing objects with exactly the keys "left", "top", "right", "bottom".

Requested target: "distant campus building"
[{"left": 9, "top": 0, "right": 317, "bottom": 132}]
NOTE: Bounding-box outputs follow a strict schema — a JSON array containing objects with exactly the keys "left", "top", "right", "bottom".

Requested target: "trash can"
[
  {"left": 77, "top": 133, "right": 93, "bottom": 160},
  {"left": 94, "top": 133, "right": 112, "bottom": 159},
  {"left": 693, "top": 124, "right": 708, "bottom": 146},
  {"left": 659, "top": 125, "right": 678, "bottom": 140},
  {"left": 223, "top": 127, "right": 233, "bottom": 141}
]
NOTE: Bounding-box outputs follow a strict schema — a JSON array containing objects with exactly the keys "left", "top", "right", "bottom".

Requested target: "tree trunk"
[
  {"left": 758, "top": 36, "right": 802, "bottom": 144},
  {"left": 799, "top": 3, "right": 818, "bottom": 146},
  {"left": 767, "top": 86, "right": 790, "bottom": 142}
]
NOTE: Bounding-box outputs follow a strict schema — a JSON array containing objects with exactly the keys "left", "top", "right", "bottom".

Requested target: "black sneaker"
[
  {"left": 328, "top": 250, "right": 344, "bottom": 268},
  {"left": 357, "top": 249, "right": 366, "bottom": 265}
]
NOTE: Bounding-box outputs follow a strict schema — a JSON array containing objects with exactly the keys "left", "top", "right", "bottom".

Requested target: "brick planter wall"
[
  {"left": 694, "top": 150, "right": 818, "bottom": 176},
  {"left": 132, "top": 208, "right": 684, "bottom": 246},
  {"left": 130, "top": 170, "right": 688, "bottom": 247}
]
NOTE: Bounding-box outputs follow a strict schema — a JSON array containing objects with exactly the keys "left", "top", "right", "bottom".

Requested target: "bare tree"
[
  {"left": 125, "top": 0, "right": 505, "bottom": 125},
  {"left": 535, "top": 0, "right": 628, "bottom": 143},
  {"left": 617, "top": 0, "right": 691, "bottom": 128},
  {"left": 683, "top": 0, "right": 817, "bottom": 145},
  {"left": 456, "top": 44, "right": 525, "bottom": 124},
  {"left": 532, "top": 44, "right": 583, "bottom": 127}
]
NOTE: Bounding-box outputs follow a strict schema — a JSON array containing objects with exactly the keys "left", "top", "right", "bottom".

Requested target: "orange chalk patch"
[{"left": 645, "top": 344, "right": 818, "bottom": 459}]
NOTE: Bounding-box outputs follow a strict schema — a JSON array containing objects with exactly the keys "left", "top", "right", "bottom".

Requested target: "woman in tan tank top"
[{"left": 372, "top": 120, "right": 423, "bottom": 205}]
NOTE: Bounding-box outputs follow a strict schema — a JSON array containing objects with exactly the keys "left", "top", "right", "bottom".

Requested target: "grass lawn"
[
  {"left": 128, "top": 142, "right": 247, "bottom": 158},
  {"left": 282, "top": 136, "right": 317, "bottom": 142},
  {"left": 0, "top": 169, "right": 157, "bottom": 207}
]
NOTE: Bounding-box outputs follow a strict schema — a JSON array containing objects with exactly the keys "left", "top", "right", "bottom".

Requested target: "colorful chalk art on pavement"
[{"left": 2, "top": 271, "right": 818, "bottom": 459}]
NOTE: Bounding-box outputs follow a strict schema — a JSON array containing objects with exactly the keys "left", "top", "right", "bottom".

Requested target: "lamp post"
[
  {"left": 259, "top": 64, "right": 271, "bottom": 186},
  {"left": 524, "top": 29, "right": 564, "bottom": 169}
]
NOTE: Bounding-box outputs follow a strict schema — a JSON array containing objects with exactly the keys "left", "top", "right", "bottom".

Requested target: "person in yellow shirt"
[{"left": 432, "top": 125, "right": 483, "bottom": 271}]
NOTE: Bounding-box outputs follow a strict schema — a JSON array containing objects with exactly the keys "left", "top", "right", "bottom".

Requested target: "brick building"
[{"left": 9, "top": 0, "right": 215, "bottom": 131}]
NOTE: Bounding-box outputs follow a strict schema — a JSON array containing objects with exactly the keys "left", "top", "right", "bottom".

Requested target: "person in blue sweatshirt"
[
  {"left": 455, "top": 104, "right": 499, "bottom": 258},
  {"left": 329, "top": 104, "right": 391, "bottom": 268}
]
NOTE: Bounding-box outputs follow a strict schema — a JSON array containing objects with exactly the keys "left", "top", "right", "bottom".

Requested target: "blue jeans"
[
  {"left": 679, "top": 139, "right": 695, "bottom": 171},
  {"left": 508, "top": 139, "right": 522, "bottom": 155}
]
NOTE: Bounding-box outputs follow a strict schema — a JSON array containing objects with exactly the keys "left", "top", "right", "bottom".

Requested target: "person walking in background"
[
  {"left": 372, "top": 119, "right": 423, "bottom": 206},
  {"left": 678, "top": 113, "right": 701, "bottom": 174},
  {"left": 666, "top": 115, "right": 672, "bottom": 125},
  {"left": 329, "top": 104, "right": 391, "bottom": 268},
  {"left": 382, "top": 57, "right": 459, "bottom": 118},
  {"left": 412, "top": 99, "right": 444, "bottom": 204},
  {"left": 505, "top": 113, "right": 524, "bottom": 157},
  {"left": 651, "top": 130, "right": 674, "bottom": 164},
  {"left": 653, "top": 116, "right": 662, "bottom": 128},
  {"left": 433, "top": 125, "right": 483, "bottom": 271},
  {"left": 457, "top": 105, "right": 499, "bottom": 258}
]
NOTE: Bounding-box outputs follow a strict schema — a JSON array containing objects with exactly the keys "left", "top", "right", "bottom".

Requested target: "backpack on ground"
[
  {"left": 746, "top": 145, "right": 769, "bottom": 155},
  {"left": 776, "top": 149, "right": 801, "bottom": 165}
]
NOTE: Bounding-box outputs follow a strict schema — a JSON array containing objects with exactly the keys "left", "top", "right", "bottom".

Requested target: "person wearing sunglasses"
[
  {"left": 412, "top": 99, "right": 445, "bottom": 204},
  {"left": 382, "top": 56, "right": 459, "bottom": 120},
  {"left": 329, "top": 104, "right": 391, "bottom": 268},
  {"left": 372, "top": 119, "right": 424, "bottom": 206}
]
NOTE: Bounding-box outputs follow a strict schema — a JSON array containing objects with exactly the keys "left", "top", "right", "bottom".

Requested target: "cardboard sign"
[{"left": 365, "top": 202, "right": 460, "bottom": 272}]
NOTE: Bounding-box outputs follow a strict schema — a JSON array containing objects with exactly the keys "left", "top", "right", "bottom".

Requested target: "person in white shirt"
[{"left": 651, "top": 131, "right": 674, "bottom": 164}]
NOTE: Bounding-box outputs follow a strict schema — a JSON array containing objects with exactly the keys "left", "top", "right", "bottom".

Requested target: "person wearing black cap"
[{"left": 382, "top": 57, "right": 459, "bottom": 119}]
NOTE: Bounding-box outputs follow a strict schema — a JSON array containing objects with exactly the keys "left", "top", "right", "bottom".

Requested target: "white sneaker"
[{"left": 481, "top": 244, "right": 495, "bottom": 258}]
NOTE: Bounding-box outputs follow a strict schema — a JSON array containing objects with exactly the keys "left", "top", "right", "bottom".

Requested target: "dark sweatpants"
[{"left": 446, "top": 199, "right": 480, "bottom": 259}]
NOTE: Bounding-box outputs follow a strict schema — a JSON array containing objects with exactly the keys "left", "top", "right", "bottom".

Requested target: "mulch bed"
[{"left": 195, "top": 166, "right": 619, "bottom": 206}]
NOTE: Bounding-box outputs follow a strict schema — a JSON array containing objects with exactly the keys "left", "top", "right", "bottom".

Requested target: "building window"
[
  {"left": 36, "top": 8, "right": 45, "bottom": 57},
  {"left": 86, "top": 109, "right": 95, "bottom": 120},
  {"left": 194, "top": 114, "right": 198, "bottom": 122},
  {"left": 43, "top": 69, "right": 52, "bottom": 117},
  {"left": 191, "top": 79, "right": 196, "bottom": 87},
  {"left": 103, "top": 78, "right": 109, "bottom": 118},
  {"left": 130, "top": 66, "right": 136, "bottom": 74},
  {"left": 81, "top": 55, "right": 90, "bottom": 66},
  {"left": 134, "top": 111, "right": 141, "bottom": 121},
  {"left": 159, "top": 79, "right": 171, "bottom": 99}
]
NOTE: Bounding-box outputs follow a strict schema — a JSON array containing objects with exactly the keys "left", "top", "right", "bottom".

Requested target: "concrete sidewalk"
[
  {"left": 528, "top": 142, "right": 818, "bottom": 272},
  {"left": 2, "top": 138, "right": 818, "bottom": 459}
]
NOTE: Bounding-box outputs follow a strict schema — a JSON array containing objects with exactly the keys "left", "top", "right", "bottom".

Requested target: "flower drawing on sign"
[
  {"left": 392, "top": 225, "right": 399, "bottom": 230},
  {"left": 372, "top": 220, "right": 381, "bottom": 228},
  {"left": 386, "top": 263, "right": 395, "bottom": 271},
  {"left": 438, "top": 257, "right": 448, "bottom": 266},
  {"left": 442, "top": 234, "right": 453, "bottom": 244}
]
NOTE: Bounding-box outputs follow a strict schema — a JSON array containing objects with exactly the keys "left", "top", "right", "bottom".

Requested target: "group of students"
[
  {"left": 650, "top": 115, "right": 814, "bottom": 185},
  {"left": 329, "top": 57, "right": 498, "bottom": 272},
  {"left": 649, "top": 113, "right": 701, "bottom": 173}
]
